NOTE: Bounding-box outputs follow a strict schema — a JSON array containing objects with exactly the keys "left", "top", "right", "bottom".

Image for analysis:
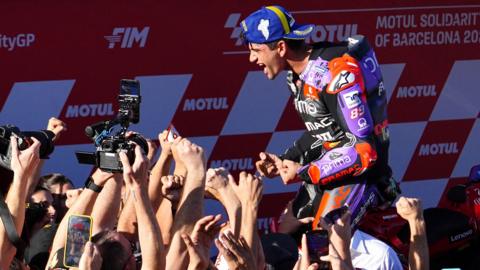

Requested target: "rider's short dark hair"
[{"left": 265, "top": 39, "right": 307, "bottom": 52}]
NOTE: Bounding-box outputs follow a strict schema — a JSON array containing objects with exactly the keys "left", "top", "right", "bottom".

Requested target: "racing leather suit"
[{"left": 280, "top": 35, "right": 398, "bottom": 229}]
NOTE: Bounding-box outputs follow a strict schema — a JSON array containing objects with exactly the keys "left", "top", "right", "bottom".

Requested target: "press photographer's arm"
[{"left": 0, "top": 137, "right": 41, "bottom": 268}]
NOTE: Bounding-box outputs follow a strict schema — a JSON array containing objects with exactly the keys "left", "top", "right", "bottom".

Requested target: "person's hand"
[
  {"left": 119, "top": 145, "right": 149, "bottom": 188},
  {"left": 47, "top": 117, "right": 67, "bottom": 141},
  {"left": 205, "top": 167, "right": 233, "bottom": 200},
  {"left": 255, "top": 152, "right": 282, "bottom": 178},
  {"left": 172, "top": 137, "right": 206, "bottom": 171},
  {"left": 158, "top": 130, "right": 173, "bottom": 156},
  {"left": 161, "top": 175, "right": 184, "bottom": 208},
  {"left": 278, "top": 159, "right": 301, "bottom": 184},
  {"left": 65, "top": 188, "right": 83, "bottom": 208},
  {"left": 319, "top": 210, "right": 354, "bottom": 269},
  {"left": 396, "top": 196, "right": 423, "bottom": 222},
  {"left": 278, "top": 200, "right": 314, "bottom": 234},
  {"left": 293, "top": 234, "right": 319, "bottom": 270},
  {"left": 90, "top": 168, "right": 114, "bottom": 187},
  {"left": 10, "top": 136, "right": 41, "bottom": 180},
  {"left": 182, "top": 215, "right": 222, "bottom": 270},
  {"left": 230, "top": 171, "right": 263, "bottom": 208},
  {"left": 79, "top": 241, "right": 102, "bottom": 270},
  {"left": 146, "top": 139, "right": 158, "bottom": 164},
  {"left": 214, "top": 230, "right": 257, "bottom": 270}
]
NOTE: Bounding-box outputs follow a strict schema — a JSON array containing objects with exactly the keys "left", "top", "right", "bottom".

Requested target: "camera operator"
[
  {"left": 0, "top": 116, "right": 65, "bottom": 269},
  {"left": 0, "top": 135, "right": 41, "bottom": 268}
]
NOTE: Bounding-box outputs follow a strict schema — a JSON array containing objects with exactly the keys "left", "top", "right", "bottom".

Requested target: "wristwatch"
[{"left": 84, "top": 176, "right": 104, "bottom": 193}]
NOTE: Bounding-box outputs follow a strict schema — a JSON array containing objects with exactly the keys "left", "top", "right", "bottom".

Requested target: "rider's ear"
[{"left": 277, "top": 40, "right": 287, "bottom": 57}]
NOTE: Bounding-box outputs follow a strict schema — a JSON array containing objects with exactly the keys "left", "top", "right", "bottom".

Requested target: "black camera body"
[
  {"left": 0, "top": 125, "right": 55, "bottom": 170},
  {"left": 76, "top": 79, "right": 147, "bottom": 172},
  {"left": 96, "top": 133, "right": 147, "bottom": 172}
]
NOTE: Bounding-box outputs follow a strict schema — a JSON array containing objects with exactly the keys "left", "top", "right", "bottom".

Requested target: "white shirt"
[{"left": 350, "top": 230, "right": 403, "bottom": 270}]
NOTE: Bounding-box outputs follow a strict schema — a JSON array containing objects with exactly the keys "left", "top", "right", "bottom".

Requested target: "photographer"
[
  {"left": 22, "top": 185, "right": 58, "bottom": 270},
  {"left": 0, "top": 136, "right": 41, "bottom": 268}
]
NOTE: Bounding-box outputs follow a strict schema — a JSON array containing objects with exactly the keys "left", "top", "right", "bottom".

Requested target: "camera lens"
[
  {"left": 22, "top": 130, "right": 55, "bottom": 158},
  {"left": 128, "top": 134, "right": 149, "bottom": 154}
]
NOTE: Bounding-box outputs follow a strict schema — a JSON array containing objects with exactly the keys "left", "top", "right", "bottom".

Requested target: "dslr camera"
[
  {"left": 0, "top": 125, "right": 55, "bottom": 170},
  {"left": 76, "top": 79, "right": 148, "bottom": 172}
]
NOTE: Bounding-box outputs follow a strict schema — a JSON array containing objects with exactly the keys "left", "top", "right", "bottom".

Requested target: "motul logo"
[
  {"left": 210, "top": 158, "right": 254, "bottom": 171},
  {"left": 418, "top": 143, "right": 459, "bottom": 156},
  {"left": 183, "top": 97, "right": 229, "bottom": 111},
  {"left": 65, "top": 103, "right": 115, "bottom": 118},
  {"left": 104, "top": 27, "right": 150, "bottom": 49},
  {"left": 396, "top": 85, "right": 437, "bottom": 98},
  {"left": 305, "top": 24, "right": 358, "bottom": 43}
]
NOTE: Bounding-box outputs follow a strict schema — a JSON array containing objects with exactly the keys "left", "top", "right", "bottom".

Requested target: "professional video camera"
[
  {"left": 76, "top": 79, "right": 148, "bottom": 172},
  {"left": 0, "top": 125, "right": 55, "bottom": 170}
]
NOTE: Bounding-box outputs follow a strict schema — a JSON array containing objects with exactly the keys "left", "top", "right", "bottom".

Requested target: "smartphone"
[
  {"left": 120, "top": 79, "right": 140, "bottom": 96},
  {"left": 324, "top": 205, "right": 349, "bottom": 225},
  {"left": 64, "top": 214, "right": 93, "bottom": 268},
  {"left": 119, "top": 79, "right": 141, "bottom": 124},
  {"left": 306, "top": 229, "right": 329, "bottom": 262},
  {"left": 165, "top": 124, "right": 179, "bottom": 142}
]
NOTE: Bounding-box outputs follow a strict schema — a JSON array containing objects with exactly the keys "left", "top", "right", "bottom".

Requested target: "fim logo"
[
  {"left": 225, "top": 13, "right": 244, "bottom": 46},
  {"left": 104, "top": 27, "right": 150, "bottom": 49}
]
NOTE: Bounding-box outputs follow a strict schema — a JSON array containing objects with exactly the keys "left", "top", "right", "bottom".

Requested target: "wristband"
[{"left": 84, "top": 176, "right": 103, "bottom": 193}]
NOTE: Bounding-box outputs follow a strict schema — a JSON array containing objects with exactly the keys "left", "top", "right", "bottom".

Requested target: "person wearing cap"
[{"left": 244, "top": 1, "right": 399, "bottom": 252}]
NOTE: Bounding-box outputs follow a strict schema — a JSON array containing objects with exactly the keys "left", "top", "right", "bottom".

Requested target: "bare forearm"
[
  {"left": 172, "top": 169, "right": 205, "bottom": 232},
  {"left": 240, "top": 202, "right": 266, "bottom": 268},
  {"left": 0, "top": 176, "right": 28, "bottom": 265},
  {"left": 5, "top": 176, "right": 28, "bottom": 233},
  {"left": 156, "top": 199, "right": 174, "bottom": 245},
  {"left": 166, "top": 233, "right": 189, "bottom": 270},
  {"left": 240, "top": 203, "right": 258, "bottom": 249},
  {"left": 26, "top": 159, "right": 44, "bottom": 197},
  {"left": 132, "top": 187, "right": 165, "bottom": 270},
  {"left": 173, "top": 161, "right": 187, "bottom": 178},
  {"left": 91, "top": 179, "right": 122, "bottom": 235},
  {"left": 329, "top": 245, "right": 354, "bottom": 270},
  {"left": 408, "top": 219, "right": 428, "bottom": 270},
  {"left": 149, "top": 154, "right": 172, "bottom": 210},
  {"left": 117, "top": 195, "right": 137, "bottom": 241},
  {"left": 166, "top": 168, "right": 205, "bottom": 270},
  {"left": 218, "top": 188, "right": 241, "bottom": 237}
]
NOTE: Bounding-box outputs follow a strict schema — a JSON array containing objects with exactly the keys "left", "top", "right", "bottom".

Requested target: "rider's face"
[{"left": 248, "top": 42, "right": 285, "bottom": 80}]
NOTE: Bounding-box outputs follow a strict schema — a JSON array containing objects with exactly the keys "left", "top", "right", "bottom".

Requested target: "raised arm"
[
  {"left": 230, "top": 171, "right": 264, "bottom": 269},
  {"left": 27, "top": 117, "right": 67, "bottom": 197},
  {"left": 396, "top": 197, "right": 429, "bottom": 270},
  {"left": 46, "top": 169, "right": 113, "bottom": 269},
  {"left": 149, "top": 130, "right": 173, "bottom": 211},
  {"left": 120, "top": 145, "right": 165, "bottom": 270},
  {"left": 166, "top": 137, "right": 206, "bottom": 270},
  {"left": 0, "top": 137, "right": 40, "bottom": 268},
  {"left": 91, "top": 174, "right": 123, "bottom": 235},
  {"left": 205, "top": 167, "right": 241, "bottom": 237}
]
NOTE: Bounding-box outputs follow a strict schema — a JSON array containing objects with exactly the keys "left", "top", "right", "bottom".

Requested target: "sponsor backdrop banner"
[{"left": 1, "top": 1, "right": 479, "bottom": 224}]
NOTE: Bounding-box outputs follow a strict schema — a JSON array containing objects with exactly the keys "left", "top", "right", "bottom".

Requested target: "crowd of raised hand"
[{"left": 0, "top": 117, "right": 428, "bottom": 270}]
